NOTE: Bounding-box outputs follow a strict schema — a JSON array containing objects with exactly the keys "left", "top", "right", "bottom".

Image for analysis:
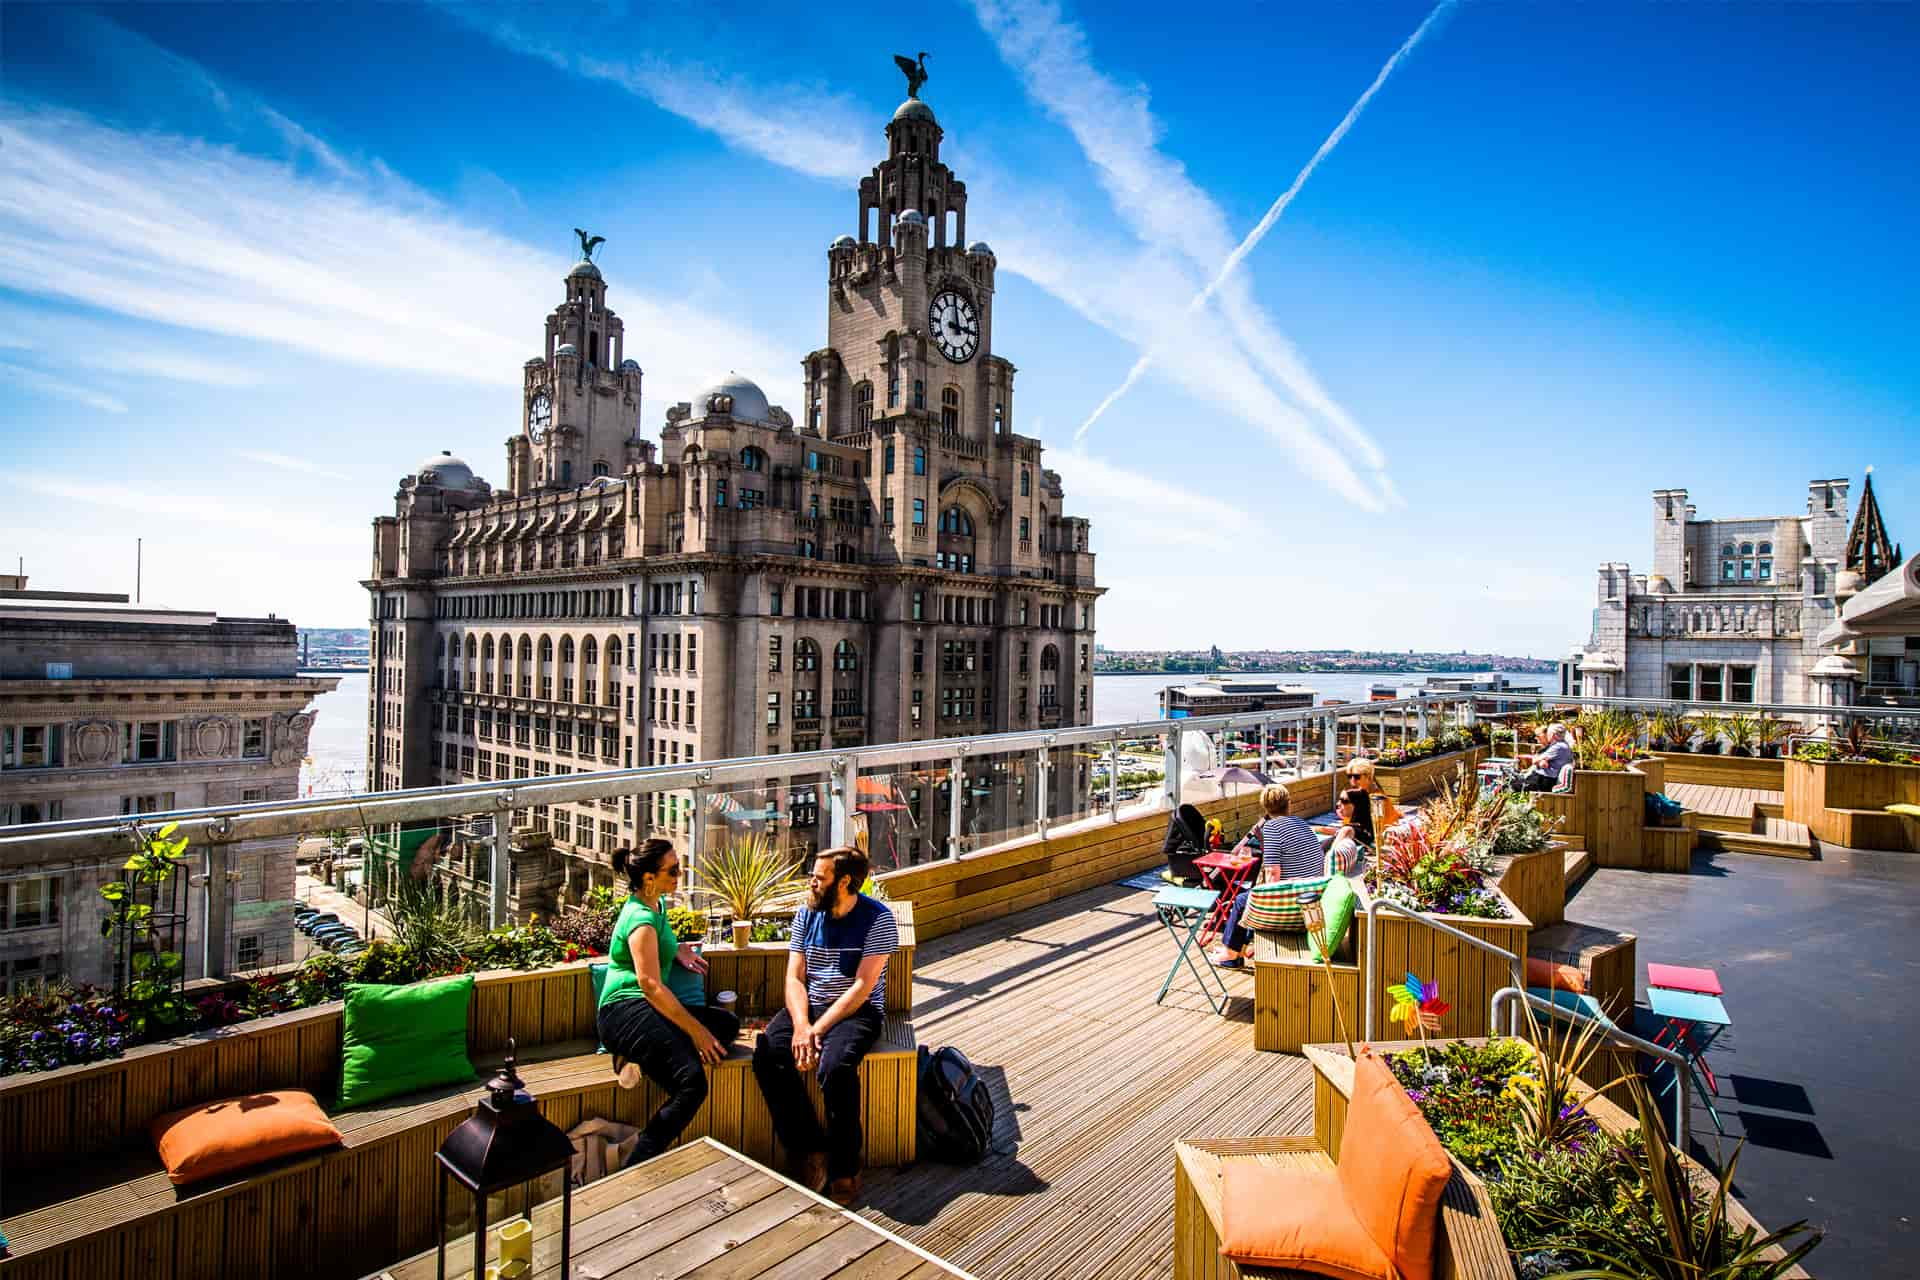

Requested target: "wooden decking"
[
  {"left": 1667, "top": 782, "right": 1813, "bottom": 857},
  {"left": 858, "top": 881, "right": 1315, "bottom": 1280}
]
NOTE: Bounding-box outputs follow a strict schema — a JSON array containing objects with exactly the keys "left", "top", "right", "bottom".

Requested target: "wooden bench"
[
  {"left": 1252, "top": 929, "right": 1359, "bottom": 1054},
  {"left": 1526, "top": 920, "right": 1637, "bottom": 1019},
  {"left": 1173, "top": 1137, "right": 1514, "bottom": 1280},
  {"left": 0, "top": 1017, "right": 917, "bottom": 1280}
]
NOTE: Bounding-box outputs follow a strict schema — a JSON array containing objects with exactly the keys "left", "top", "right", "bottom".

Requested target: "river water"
[{"left": 299, "top": 669, "right": 1544, "bottom": 793}]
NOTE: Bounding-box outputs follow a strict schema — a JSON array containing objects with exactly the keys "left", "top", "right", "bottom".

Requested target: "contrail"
[{"left": 1075, "top": 0, "right": 1459, "bottom": 442}]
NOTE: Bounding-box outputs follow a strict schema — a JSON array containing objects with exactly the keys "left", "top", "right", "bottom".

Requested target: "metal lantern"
[{"left": 435, "top": 1040, "right": 573, "bottom": 1280}]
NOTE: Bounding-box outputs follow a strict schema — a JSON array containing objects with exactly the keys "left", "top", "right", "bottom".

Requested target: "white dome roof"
[
  {"left": 893, "top": 98, "right": 936, "bottom": 123},
  {"left": 415, "top": 451, "right": 483, "bottom": 490},
  {"left": 695, "top": 372, "right": 773, "bottom": 426},
  {"left": 830, "top": 234, "right": 856, "bottom": 250},
  {"left": 620, "top": 358, "right": 641, "bottom": 372},
  {"left": 896, "top": 208, "right": 926, "bottom": 226},
  {"left": 555, "top": 342, "right": 578, "bottom": 357},
  {"left": 966, "top": 240, "right": 995, "bottom": 257}
]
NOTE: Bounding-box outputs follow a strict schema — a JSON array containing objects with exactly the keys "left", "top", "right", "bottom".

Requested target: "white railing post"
[
  {"left": 828, "top": 755, "right": 855, "bottom": 848},
  {"left": 489, "top": 793, "right": 512, "bottom": 929},
  {"left": 1169, "top": 729, "right": 1184, "bottom": 810},
  {"left": 948, "top": 751, "right": 965, "bottom": 858},
  {"left": 1323, "top": 714, "right": 1337, "bottom": 775},
  {"left": 1036, "top": 740, "right": 1051, "bottom": 837},
  {"left": 1108, "top": 736, "right": 1120, "bottom": 823},
  {"left": 1259, "top": 718, "right": 1270, "bottom": 776},
  {"left": 690, "top": 784, "right": 707, "bottom": 884}
]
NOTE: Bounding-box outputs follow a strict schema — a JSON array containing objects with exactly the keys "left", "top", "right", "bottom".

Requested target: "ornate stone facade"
[
  {"left": 365, "top": 87, "right": 1103, "bottom": 909},
  {"left": 0, "top": 589, "right": 338, "bottom": 986}
]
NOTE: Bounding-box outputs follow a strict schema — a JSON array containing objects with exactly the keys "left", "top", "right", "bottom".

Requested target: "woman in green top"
[{"left": 596, "top": 839, "right": 740, "bottom": 1162}]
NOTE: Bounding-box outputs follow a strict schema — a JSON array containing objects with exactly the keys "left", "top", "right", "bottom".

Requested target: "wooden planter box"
[
  {"left": 1537, "top": 768, "right": 1693, "bottom": 871},
  {"left": 1251, "top": 930, "right": 1359, "bottom": 1054},
  {"left": 1492, "top": 845, "right": 1565, "bottom": 929},
  {"left": 702, "top": 898, "right": 915, "bottom": 1015},
  {"left": 1304, "top": 1040, "right": 1811, "bottom": 1279},
  {"left": 1783, "top": 756, "right": 1920, "bottom": 851},
  {"left": 1371, "top": 746, "right": 1488, "bottom": 803},
  {"left": 1352, "top": 884, "right": 1530, "bottom": 1041},
  {"left": 1649, "top": 750, "right": 1786, "bottom": 791},
  {"left": 1628, "top": 756, "right": 1665, "bottom": 795}
]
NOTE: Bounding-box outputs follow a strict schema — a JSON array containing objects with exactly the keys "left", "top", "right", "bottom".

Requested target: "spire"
[{"left": 1845, "top": 469, "right": 1899, "bottom": 585}]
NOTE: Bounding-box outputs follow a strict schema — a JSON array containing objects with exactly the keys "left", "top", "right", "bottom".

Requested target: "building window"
[
  {"left": 912, "top": 589, "right": 925, "bottom": 621},
  {"left": 1757, "top": 541, "right": 1773, "bottom": 581},
  {"left": 913, "top": 446, "right": 927, "bottom": 476},
  {"left": 765, "top": 694, "right": 781, "bottom": 729},
  {"left": 1019, "top": 516, "right": 1030, "bottom": 542},
  {"left": 3, "top": 876, "right": 62, "bottom": 930},
  {"left": 236, "top": 934, "right": 262, "bottom": 970},
  {"left": 715, "top": 480, "right": 728, "bottom": 508},
  {"left": 1021, "top": 468, "right": 1030, "bottom": 497},
  {"left": 1, "top": 725, "right": 64, "bottom": 770},
  {"left": 242, "top": 718, "right": 267, "bottom": 759},
  {"left": 739, "top": 487, "right": 765, "bottom": 509},
  {"left": 122, "top": 721, "right": 176, "bottom": 764},
  {"left": 941, "top": 386, "right": 960, "bottom": 431},
  {"left": 1697, "top": 664, "right": 1725, "bottom": 703},
  {"left": 883, "top": 443, "right": 895, "bottom": 474},
  {"left": 913, "top": 498, "right": 926, "bottom": 526},
  {"left": 1728, "top": 665, "right": 1756, "bottom": 703},
  {"left": 770, "top": 587, "right": 783, "bottom": 617},
  {"left": 855, "top": 382, "right": 873, "bottom": 428},
  {"left": 4, "top": 952, "right": 61, "bottom": 995},
  {"left": 911, "top": 688, "right": 923, "bottom": 725},
  {"left": 913, "top": 379, "right": 925, "bottom": 409},
  {"left": 1721, "top": 542, "right": 1737, "bottom": 582},
  {"left": 1669, "top": 664, "right": 1694, "bottom": 701},
  {"left": 884, "top": 497, "right": 895, "bottom": 526},
  {"left": 741, "top": 446, "right": 765, "bottom": 471},
  {"left": 912, "top": 638, "right": 924, "bottom": 674},
  {"left": 769, "top": 635, "right": 782, "bottom": 672}
]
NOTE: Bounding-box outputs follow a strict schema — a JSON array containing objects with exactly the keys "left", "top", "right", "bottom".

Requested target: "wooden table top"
[{"left": 370, "top": 1138, "right": 971, "bottom": 1280}]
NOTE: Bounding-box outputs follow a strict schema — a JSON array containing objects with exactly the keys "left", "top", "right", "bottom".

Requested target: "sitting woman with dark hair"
[
  {"left": 596, "top": 839, "right": 741, "bottom": 1163},
  {"left": 1326, "top": 787, "right": 1374, "bottom": 875}
]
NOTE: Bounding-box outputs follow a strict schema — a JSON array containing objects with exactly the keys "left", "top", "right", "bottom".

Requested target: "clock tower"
[
  {"left": 807, "top": 89, "right": 1014, "bottom": 445},
  {"left": 509, "top": 249, "right": 647, "bottom": 496}
]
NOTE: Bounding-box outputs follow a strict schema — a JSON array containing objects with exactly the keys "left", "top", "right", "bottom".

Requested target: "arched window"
[
  {"left": 795, "top": 640, "right": 820, "bottom": 672},
  {"left": 835, "top": 640, "right": 860, "bottom": 672},
  {"left": 941, "top": 386, "right": 960, "bottom": 432},
  {"left": 1738, "top": 541, "right": 1756, "bottom": 581},
  {"left": 994, "top": 402, "right": 1005, "bottom": 433},
  {"left": 940, "top": 507, "right": 974, "bottom": 536},
  {"left": 559, "top": 636, "right": 575, "bottom": 702},
  {"left": 538, "top": 635, "right": 555, "bottom": 700},
  {"left": 516, "top": 635, "right": 533, "bottom": 697},
  {"left": 1757, "top": 541, "right": 1773, "bottom": 581},
  {"left": 1020, "top": 468, "right": 1030, "bottom": 497},
  {"left": 1040, "top": 645, "right": 1060, "bottom": 671},
  {"left": 740, "top": 446, "right": 765, "bottom": 471},
  {"left": 854, "top": 382, "right": 873, "bottom": 428},
  {"left": 913, "top": 446, "right": 927, "bottom": 476},
  {"left": 481, "top": 635, "right": 496, "bottom": 692}
]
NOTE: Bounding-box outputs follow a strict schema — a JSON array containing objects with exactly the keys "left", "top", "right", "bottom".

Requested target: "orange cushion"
[
  {"left": 151, "top": 1089, "right": 343, "bottom": 1186},
  {"left": 1219, "top": 1164, "right": 1394, "bottom": 1280},
  {"left": 1526, "top": 956, "right": 1588, "bottom": 993},
  {"left": 1335, "top": 1055, "right": 1454, "bottom": 1280}
]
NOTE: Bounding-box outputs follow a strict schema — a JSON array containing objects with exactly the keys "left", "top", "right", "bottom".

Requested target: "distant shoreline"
[{"left": 1093, "top": 664, "right": 1557, "bottom": 676}]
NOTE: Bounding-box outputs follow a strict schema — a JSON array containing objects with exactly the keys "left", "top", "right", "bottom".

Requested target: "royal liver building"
[{"left": 364, "top": 65, "right": 1102, "bottom": 913}]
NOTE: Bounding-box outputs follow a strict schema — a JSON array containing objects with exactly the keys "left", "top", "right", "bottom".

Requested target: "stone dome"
[
  {"left": 620, "top": 358, "right": 641, "bottom": 372},
  {"left": 524, "top": 356, "right": 546, "bottom": 367},
  {"left": 895, "top": 208, "right": 926, "bottom": 227},
  {"left": 695, "top": 372, "right": 773, "bottom": 426},
  {"left": 830, "top": 234, "right": 856, "bottom": 250},
  {"left": 555, "top": 342, "right": 578, "bottom": 357},
  {"left": 568, "top": 260, "right": 603, "bottom": 280},
  {"left": 966, "top": 240, "right": 995, "bottom": 257},
  {"left": 415, "top": 451, "right": 483, "bottom": 490},
  {"left": 893, "top": 98, "right": 936, "bottom": 123}
]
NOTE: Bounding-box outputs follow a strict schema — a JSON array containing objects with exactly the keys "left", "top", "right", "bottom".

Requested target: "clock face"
[
  {"left": 529, "top": 392, "right": 553, "bottom": 434},
  {"left": 929, "top": 291, "right": 980, "bottom": 363}
]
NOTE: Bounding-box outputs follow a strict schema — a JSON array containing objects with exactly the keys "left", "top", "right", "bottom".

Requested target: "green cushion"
[
  {"left": 589, "top": 963, "right": 609, "bottom": 1053},
  {"left": 337, "top": 975, "right": 476, "bottom": 1111},
  {"left": 1310, "top": 876, "right": 1359, "bottom": 963}
]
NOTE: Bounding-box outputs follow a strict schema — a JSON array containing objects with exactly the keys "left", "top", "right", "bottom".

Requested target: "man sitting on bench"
[
  {"left": 752, "top": 846, "right": 898, "bottom": 1207},
  {"left": 1511, "top": 722, "right": 1576, "bottom": 792}
]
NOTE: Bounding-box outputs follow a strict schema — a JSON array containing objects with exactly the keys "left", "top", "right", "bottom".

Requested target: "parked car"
[
  {"left": 300, "top": 913, "right": 340, "bottom": 934},
  {"left": 314, "top": 925, "right": 358, "bottom": 943}
]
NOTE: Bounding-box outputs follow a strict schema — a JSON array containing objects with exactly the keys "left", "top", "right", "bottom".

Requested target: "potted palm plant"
[
  {"left": 1723, "top": 713, "right": 1759, "bottom": 757},
  {"left": 1647, "top": 708, "right": 1686, "bottom": 753},
  {"left": 696, "top": 832, "right": 805, "bottom": 948},
  {"left": 1693, "top": 713, "right": 1725, "bottom": 755},
  {"left": 1756, "top": 716, "right": 1790, "bottom": 759}
]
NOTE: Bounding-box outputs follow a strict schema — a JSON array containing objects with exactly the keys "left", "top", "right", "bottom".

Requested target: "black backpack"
[{"left": 916, "top": 1045, "right": 997, "bottom": 1163}]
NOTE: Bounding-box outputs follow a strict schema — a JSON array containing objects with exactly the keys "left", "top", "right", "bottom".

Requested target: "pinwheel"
[{"left": 1387, "top": 972, "right": 1451, "bottom": 1041}]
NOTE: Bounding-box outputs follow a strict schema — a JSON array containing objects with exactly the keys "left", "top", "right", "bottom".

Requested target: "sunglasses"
[{"left": 660, "top": 863, "right": 684, "bottom": 879}]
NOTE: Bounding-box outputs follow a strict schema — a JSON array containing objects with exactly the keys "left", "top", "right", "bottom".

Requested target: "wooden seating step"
[
  {"left": 1698, "top": 820, "right": 1817, "bottom": 860},
  {"left": 1563, "top": 845, "right": 1594, "bottom": 886},
  {"left": 1526, "top": 920, "right": 1636, "bottom": 1018},
  {"left": 0, "top": 1016, "right": 917, "bottom": 1280}
]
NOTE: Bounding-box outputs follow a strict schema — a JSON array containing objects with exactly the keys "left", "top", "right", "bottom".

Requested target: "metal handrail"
[
  {"left": 1362, "top": 898, "right": 1524, "bottom": 1040},
  {"left": 1489, "top": 985, "right": 1693, "bottom": 1153}
]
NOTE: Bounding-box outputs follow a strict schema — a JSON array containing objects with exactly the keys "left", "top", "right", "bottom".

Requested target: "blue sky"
[{"left": 1, "top": 1, "right": 1914, "bottom": 656}]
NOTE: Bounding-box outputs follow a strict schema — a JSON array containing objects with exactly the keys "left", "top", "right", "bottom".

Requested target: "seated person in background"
[
  {"left": 597, "top": 840, "right": 740, "bottom": 1163},
  {"left": 1212, "top": 784, "right": 1326, "bottom": 969},
  {"left": 1513, "top": 723, "right": 1576, "bottom": 792},
  {"left": 752, "top": 847, "right": 897, "bottom": 1207},
  {"left": 1326, "top": 787, "right": 1375, "bottom": 875},
  {"left": 1343, "top": 758, "right": 1403, "bottom": 829}
]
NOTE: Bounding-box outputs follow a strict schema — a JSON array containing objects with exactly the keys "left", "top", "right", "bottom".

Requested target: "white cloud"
[
  {"left": 1, "top": 471, "right": 365, "bottom": 547},
  {"left": 1051, "top": 446, "right": 1264, "bottom": 554},
  {"left": 116, "top": 349, "right": 265, "bottom": 388},
  {"left": 0, "top": 361, "right": 127, "bottom": 414},
  {"left": 233, "top": 450, "right": 352, "bottom": 481},
  {"left": 0, "top": 100, "right": 790, "bottom": 407}
]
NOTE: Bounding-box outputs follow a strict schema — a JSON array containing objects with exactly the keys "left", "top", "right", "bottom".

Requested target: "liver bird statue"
[
  {"left": 573, "top": 228, "right": 605, "bottom": 261},
  {"left": 894, "top": 51, "right": 928, "bottom": 99}
]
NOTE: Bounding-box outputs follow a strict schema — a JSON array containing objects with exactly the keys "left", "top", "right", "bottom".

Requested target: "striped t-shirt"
[
  {"left": 789, "top": 895, "right": 898, "bottom": 1012},
  {"left": 1259, "top": 815, "right": 1327, "bottom": 879}
]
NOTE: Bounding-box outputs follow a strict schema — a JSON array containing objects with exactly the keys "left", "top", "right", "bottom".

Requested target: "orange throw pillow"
[
  {"left": 1525, "top": 956, "right": 1588, "bottom": 993},
  {"left": 1219, "top": 1164, "right": 1393, "bottom": 1280},
  {"left": 151, "top": 1089, "right": 343, "bottom": 1186},
  {"left": 1335, "top": 1056, "right": 1455, "bottom": 1280}
]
